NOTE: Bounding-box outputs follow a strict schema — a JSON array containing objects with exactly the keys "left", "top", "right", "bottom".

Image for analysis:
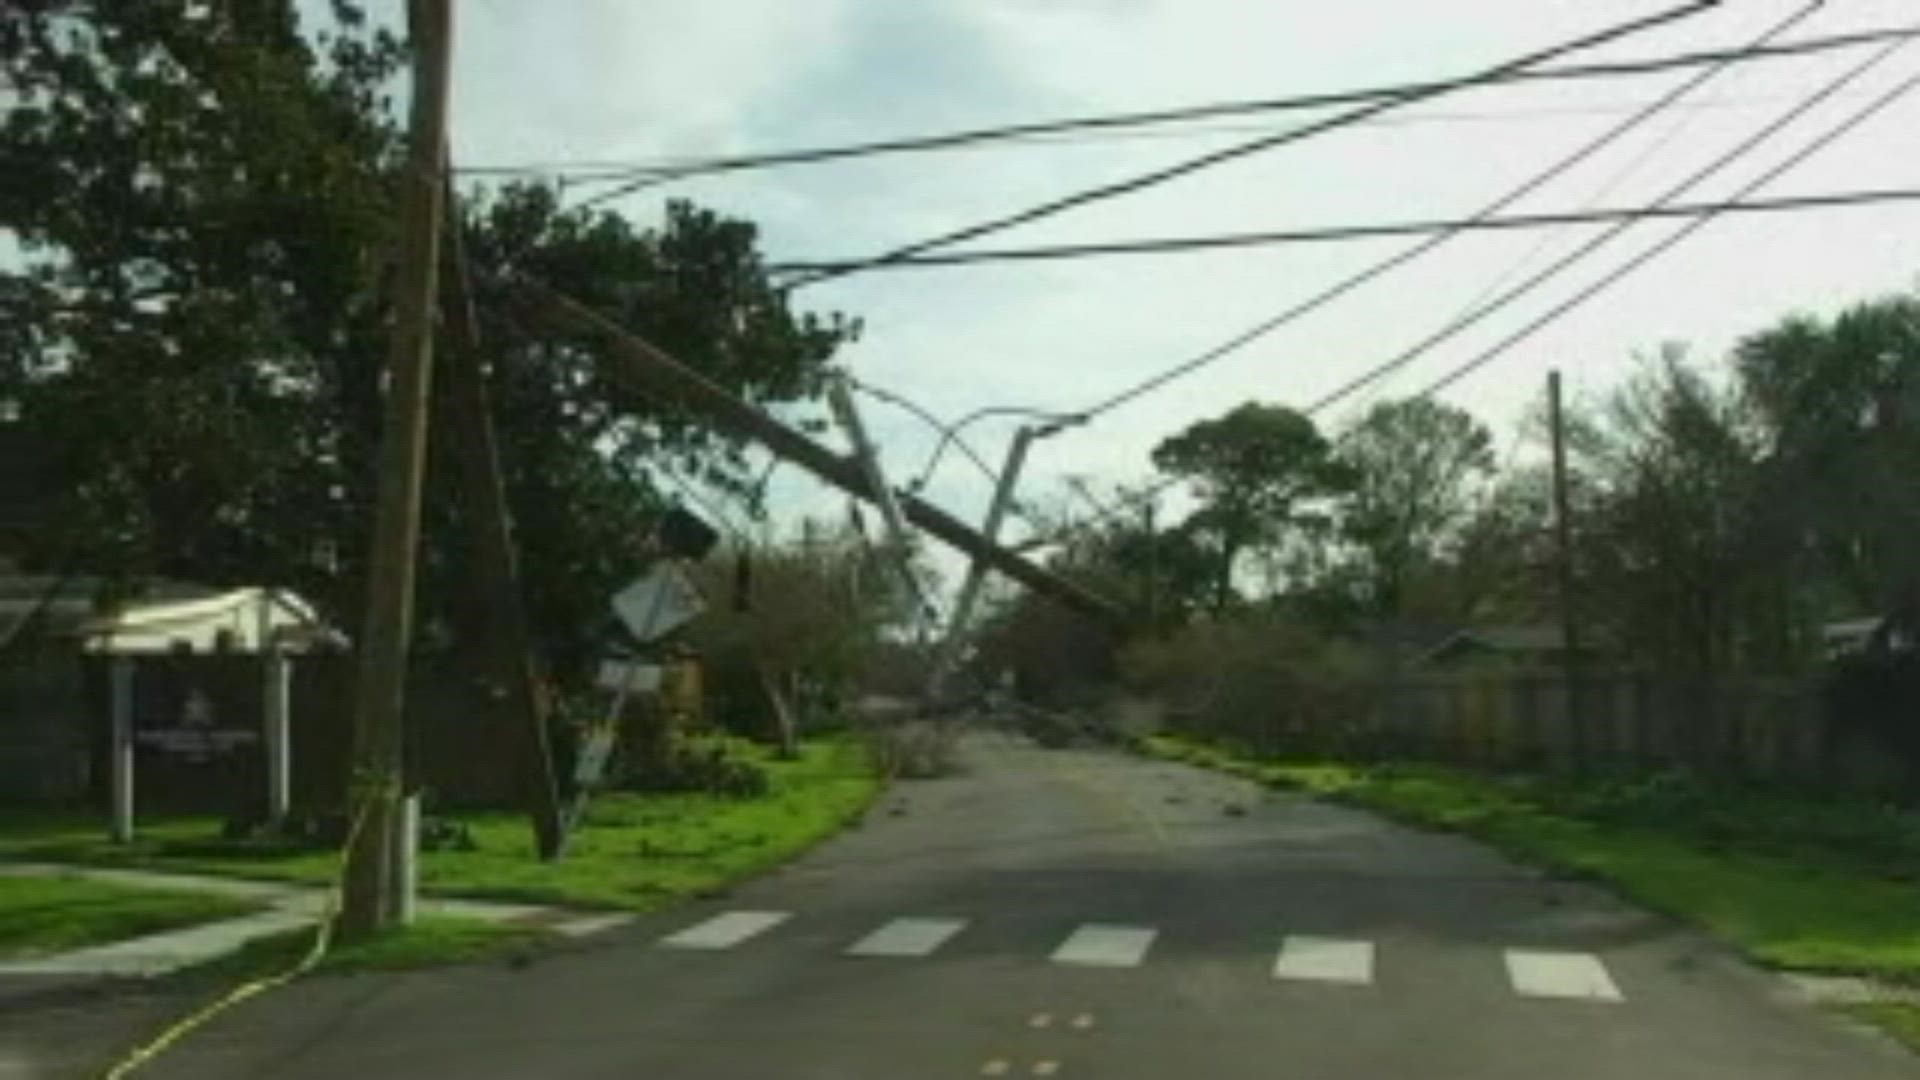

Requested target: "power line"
[
  {"left": 1416, "top": 64, "right": 1920, "bottom": 400},
  {"left": 1305, "top": 30, "right": 1915, "bottom": 417},
  {"left": 767, "top": 188, "right": 1920, "bottom": 273},
  {"left": 1035, "top": 3, "right": 1823, "bottom": 427},
  {"left": 777, "top": 1, "right": 1719, "bottom": 290},
  {"left": 455, "top": 23, "right": 1918, "bottom": 191}
]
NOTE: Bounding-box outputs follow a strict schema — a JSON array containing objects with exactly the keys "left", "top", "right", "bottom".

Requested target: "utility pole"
[
  {"left": 927, "top": 425, "right": 1034, "bottom": 703},
  {"left": 1547, "top": 369, "right": 1583, "bottom": 767},
  {"left": 513, "top": 281, "right": 1123, "bottom": 625},
  {"left": 342, "top": 0, "right": 453, "bottom": 938},
  {"left": 827, "top": 374, "right": 936, "bottom": 637},
  {"left": 438, "top": 167, "right": 566, "bottom": 861}
]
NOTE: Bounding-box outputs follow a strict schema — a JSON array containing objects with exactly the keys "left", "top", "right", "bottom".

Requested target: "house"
[{"left": 1417, "top": 624, "right": 1586, "bottom": 670}]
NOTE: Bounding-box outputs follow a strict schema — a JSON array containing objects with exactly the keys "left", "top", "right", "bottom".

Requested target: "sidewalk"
[{"left": 0, "top": 862, "right": 634, "bottom": 996}]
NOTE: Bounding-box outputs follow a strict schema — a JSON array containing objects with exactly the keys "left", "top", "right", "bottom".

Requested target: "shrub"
[
  {"left": 1120, "top": 614, "right": 1376, "bottom": 757},
  {"left": 620, "top": 736, "right": 770, "bottom": 799}
]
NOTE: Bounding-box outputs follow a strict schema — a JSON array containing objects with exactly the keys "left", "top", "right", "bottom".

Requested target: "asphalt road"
[{"left": 7, "top": 731, "right": 1916, "bottom": 1079}]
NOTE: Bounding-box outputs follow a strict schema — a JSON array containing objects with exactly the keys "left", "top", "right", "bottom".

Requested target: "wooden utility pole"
[
  {"left": 514, "top": 281, "right": 1123, "bottom": 626},
  {"left": 438, "top": 171, "right": 566, "bottom": 861},
  {"left": 1548, "top": 369, "right": 1583, "bottom": 765},
  {"left": 342, "top": 0, "right": 453, "bottom": 938},
  {"left": 927, "top": 424, "right": 1035, "bottom": 701},
  {"left": 827, "top": 375, "right": 934, "bottom": 636}
]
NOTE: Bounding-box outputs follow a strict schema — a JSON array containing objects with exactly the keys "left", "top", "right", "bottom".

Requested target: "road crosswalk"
[{"left": 655, "top": 910, "right": 1630, "bottom": 1002}]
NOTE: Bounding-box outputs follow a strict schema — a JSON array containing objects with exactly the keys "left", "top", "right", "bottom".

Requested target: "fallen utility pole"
[
  {"left": 927, "top": 424, "right": 1035, "bottom": 701},
  {"left": 512, "top": 280, "right": 1123, "bottom": 626},
  {"left": 438, "top": 174, "right": 566, "bottom": 861},
  {"left": 827, "top": 374, "right": 937, "bottom": 638},
  {"left": 342, "top": 0, "right": 453, "bottom": 938}
]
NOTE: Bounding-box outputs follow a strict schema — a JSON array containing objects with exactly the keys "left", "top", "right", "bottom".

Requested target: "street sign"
[
  {"left": 595, "top": 660, "right": 663, "bottom": 694},
  {"left": 610, "top": 563, "right": 704, "bottom": 643}
]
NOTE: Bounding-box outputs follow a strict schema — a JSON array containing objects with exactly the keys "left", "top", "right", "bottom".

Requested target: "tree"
[
  {"left": 1581, "top": 349, "right": 1773, "bottom": 673},
  {"left": 0, "top": 3, "right": 857, "bottom": 684},
  {"left": 1734, "top": 295, "right": 1920, "bottom": 642},
  {"left": 685, "top": 522, "right": 885, "bottom": 755},
  {"left": 1333, "top": 398, "right": 1494, "bottom": 615},
  {"left": 1151, "top": 402, "right": 1350, "bottom": 612}
]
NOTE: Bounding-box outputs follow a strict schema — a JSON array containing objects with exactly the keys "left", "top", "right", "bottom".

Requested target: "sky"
[{"left": 442, "top": 0, "right": 1920, "bottom": 589}]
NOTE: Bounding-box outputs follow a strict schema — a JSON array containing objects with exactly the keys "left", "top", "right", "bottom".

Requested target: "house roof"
[{"left": 1419, "top": 624, "right": 1570, "bottom": 663}]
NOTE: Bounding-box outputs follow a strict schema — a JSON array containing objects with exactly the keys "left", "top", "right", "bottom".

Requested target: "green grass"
[
  {"left": 0, "top": 874, "right": 260, "bottom": 957},
  {"left": 0, "top": 738, "right": 881, "bottom": 912},
  {"left": 178, "top": 915, "right": 550, "bottom": 985},
  {"left": 1838, "top": 1003, "right": 1920, "bottom": 1054},
  {"left": 1142, "top": 732, "right": 1920, "bottom": 981}
]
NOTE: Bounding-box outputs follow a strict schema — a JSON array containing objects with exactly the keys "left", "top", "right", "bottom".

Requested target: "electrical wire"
[
  {"left": 1415, "top": 63, "right": 1920, "bottom": 400},
  {"left": 1304, "top": 29, "right": 1915, "bottom": 417},
  {"left": 454, "top": 23, "right": 1918, "bottom": 192},
  {"left": 767, "top": 189, "right": 1920, "bottom": 272},
  {"left": 1048, "top": 2, "right": 1821, "bottom": 427},
  {"left": 777, "top": 1, "right": 1719, "bottom": 290}
]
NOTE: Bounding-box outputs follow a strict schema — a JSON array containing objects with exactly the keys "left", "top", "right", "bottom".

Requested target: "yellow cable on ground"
[{"left": 101, "top": 792, "right": 384, "bottom": 1079}]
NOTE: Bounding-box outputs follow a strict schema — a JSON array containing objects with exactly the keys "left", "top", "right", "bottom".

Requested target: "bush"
[
  {"left": 620, "top": 736, "right": 770, "bottom": 799},
  {"left": 1824, "top": 648, "right": 1920, "bottom": 796},
  {"left": 1120, "top": 614, "right": 1376, "bottom": 757}
]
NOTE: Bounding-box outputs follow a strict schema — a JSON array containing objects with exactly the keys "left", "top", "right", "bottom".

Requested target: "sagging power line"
[
  {"left": 1306, "top": 30, "right": 1917, "bottom": 416},
  {"left": 457, "top": 23, "right": 1918, "bottom": 195},
  {"left": 1016, "top": 2, "right": 1822, "bottom": 428},
  {"left": 776, "top": 1, "right": 1719, "bottom": 290},
  {"left": 1415, "top": 63, "right": 1920, "bottom": 400},
  {"left": 766, "top": 188, "right": 1920, "bottom": 273}
]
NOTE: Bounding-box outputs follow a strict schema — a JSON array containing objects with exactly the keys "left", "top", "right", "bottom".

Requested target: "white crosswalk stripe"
[
  {"left": 1504, "top": 949, "right": 1624, "bottom": 1002},
  {"left": 846, "top": 917, "right": 969, "bottom": 958},
  {"left": 1273, "top": 935, "right": 1374, "bottom": 985},
  {"left": 658, "top": 910, "right": 790, "bottom": 950},
  {"left": 1050, "top": 924, "right": 1157, "bottom": 968}
]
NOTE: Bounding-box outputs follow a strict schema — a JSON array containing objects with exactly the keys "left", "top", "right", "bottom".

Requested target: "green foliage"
[
  {"left": 1333, "top": 398, "right": 1494, "bottom": 615},
  {"left": 1120, "top": 615, "right": 1375, "bottom": 756},
  {"left": 182, "top": 916, "right": 547, "bottom": 982},
  {"left": 620, "top": 735, "right": 770, "bottom": 799},
  {"left": 0, "top": 739, "right": 879, "bottom": 911},
  {"left": 685, "top": 526, "right": 884, "bottom": 743},
  {"left": 0, "top": 3, "right": 857, "bottom": 682},
  {"left": 1152, "top": 402, "right": 1350, "bottom": 611},
  {"left": 0, "top": 874, "right": 258, "bottom": 956},
  {"left": 1145, "top": 734, "right": 1920, "bottom": 981}
]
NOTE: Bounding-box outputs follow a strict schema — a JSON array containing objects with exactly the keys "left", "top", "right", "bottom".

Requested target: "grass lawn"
[
  {"left": 177, "top": 915, "right": 551, "bottom": 985},
  {"left": 0, "top": 874, "right": 259, "bottom": 958},
  {"left": 1142, "top": 733, "right": 1920, "bottom": 981},
  {"left": 0, "top": 738, "right": 880, "bottom": 912},
  {"left": 1838, "top": 1003, "right": 1920, "bottom": 1055}
]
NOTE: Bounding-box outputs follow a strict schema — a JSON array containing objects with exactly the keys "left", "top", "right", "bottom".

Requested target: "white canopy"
[{"left": 79, "top": 588, "right": 340, "bottom": 655}]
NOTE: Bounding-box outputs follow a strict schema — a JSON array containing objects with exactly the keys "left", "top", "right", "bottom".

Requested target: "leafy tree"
[
  {"left": 0, "top": 3, "right": 857, "bottom": 683},
  {"left": 1332, "top": 398, "right": 1494, "bottom": 615},
  {"left": 1734, "top": 295, "right": 1920, "bottom": 641},
  {"left": 1151, "top": 402, "right": 1350, "bottom": 612},
  {"left": 1580, "top": 350, "right": 1773, "bottom": 673}
]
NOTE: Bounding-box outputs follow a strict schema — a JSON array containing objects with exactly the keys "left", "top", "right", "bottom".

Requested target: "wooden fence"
[{"left": 1357, "top": 673, "right": 1830, "bottom": 782}]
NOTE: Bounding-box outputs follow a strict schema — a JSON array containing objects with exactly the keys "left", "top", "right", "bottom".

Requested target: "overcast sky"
[{"left": 444, "top": 0, "right": 1920, "bottom": 583}]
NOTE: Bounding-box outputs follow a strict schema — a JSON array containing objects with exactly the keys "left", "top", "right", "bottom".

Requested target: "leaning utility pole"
[
  {"left": 342, "top": 0, "right": 453, "bottom": 938},
  {"left": 512, "top": 281, "right": 1123, "bottom": 625},
  {"left": 1547, "top": 369, "right": 1583, "bottom": 766},
  {"left": 438, "top": 168, "right": 566, "bottom": 862},
  {"left": 827, "top": 374, "right": 936, "bottom": 637},
  {"left": 927, "top": 425, "right": 1035, "bottom": 702}
]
